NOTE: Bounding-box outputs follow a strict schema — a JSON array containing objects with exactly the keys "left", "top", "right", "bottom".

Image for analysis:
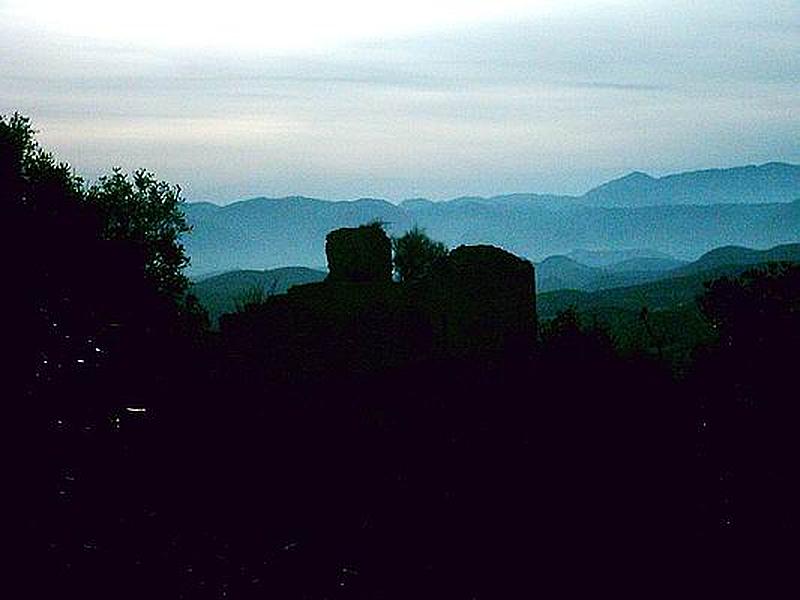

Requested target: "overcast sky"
[{"left": 1, "top": 0, "right": 798, "bottom": 203}]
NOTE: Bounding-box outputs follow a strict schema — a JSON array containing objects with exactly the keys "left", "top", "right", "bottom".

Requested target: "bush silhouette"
[{"left": 392, "top": 226, "right": 448, "bottom": 282}]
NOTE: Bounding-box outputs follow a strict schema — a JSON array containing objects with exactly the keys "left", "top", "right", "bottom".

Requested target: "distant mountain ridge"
[
  {"left": 534, "top": 256, "right": 648, "bottom": 293},
  {"left": 671, "top": 243, "right": 800, "bottom": 276},
  {"left": 194, "top": 162, "right": 800, "bottom": 210},
  {"left": 408, "top": 162, "right": 800, "bottom": 208},
  {"left": 580, "top": 162, "right": 800, "bottom": 207},
  {"left": 536, "top": 243, "right": 800, "bottom": 294},
  {"left": 535, "top": 254, "right": 683, "bottom": 293},
  {"left": 539, "top": 242, "right": 800, "bottom": 318},
  {"left": 565, "top": 248, "right": 681, "bottom": 268},
  {"left": 183, "top": 162, "right": 800, "bottom": 276}
]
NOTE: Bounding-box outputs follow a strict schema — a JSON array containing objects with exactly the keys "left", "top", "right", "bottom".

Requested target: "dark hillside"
[
  {"left": 190, "top": 267, "right": 326, "bottom": 325},
  {"left": 670, "top": 243, "right": 800, "bottom": 276}
]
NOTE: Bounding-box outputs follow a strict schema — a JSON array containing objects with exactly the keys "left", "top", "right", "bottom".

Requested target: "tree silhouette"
[
  {"left": 540, "top": 306, "right": 615, "bottom": 361},
  {"left": 3, "top": 111, "right": 203, "bottom": 423},
  {"left": 698, "top": 262, "right": 800, "bottom": 349},
  {"left": 5, "top": 112, "right": 210, "bottom": 597},
  {"left": 86, "top": 168, "right": 192, "bottom": 298},
  {"left": 693, "top": 263, "right": 800, "bottom": 541},
  {"left": 4, "top": 113, "right": 89, "bottom": 398},
  {"left": 392, "top": 226, "right": 448, "bottom": 282}
]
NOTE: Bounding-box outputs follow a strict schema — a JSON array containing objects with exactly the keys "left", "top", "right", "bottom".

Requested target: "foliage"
[
  {"left": 392, "top": 226, "right": 448, "bottom": 282},
  {"left": 233, "top": 279, "right": 280, "bottom": 314},
  {"left": 1, "top": 112, "right": 86, "bottom": 216},
  {"left": 179, "top": 292, "right": 211, "bottom": 334},
  {"left": 86, "top": 168, "right": 192, "bottom": 298},
  {"left": 691, "top": 262, "right": 800, "bottom": 540},
  {"left": 540, "top": 306, "right": 616, "bottom": 359},
  {"left": 4, "top": 113, "right": 94, "bottom": 399},
  {"left": 698, "top": 262, "right": 800, "bottom": 348},
  {"left": 3, "top": 113, "right": 198, "bottom": 411}
]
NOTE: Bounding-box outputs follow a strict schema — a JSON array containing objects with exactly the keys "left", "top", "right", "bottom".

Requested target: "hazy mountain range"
[
  {"left": 184, "top": 162, "right": 800, "bottom": 276},
  {"left": 192, "top": 243, "right": 800, "bottom": 327},
  {"left": 537, "top": 244, "right": 800, "bottom": 318},
  {"left": 536, "top": 242, "right": 800, "bottom": 293}
]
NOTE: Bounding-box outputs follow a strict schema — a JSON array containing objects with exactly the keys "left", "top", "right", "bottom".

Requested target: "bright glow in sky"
[
  {"left": 1, "top": 0, "right": 797, "bottom": 202},
  {"left": 7, "top": 0, "right": 561, "bottom": 51}
]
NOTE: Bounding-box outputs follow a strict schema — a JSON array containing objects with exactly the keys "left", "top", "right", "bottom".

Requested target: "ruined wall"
[
  {"left": 422, "top": 245, "right": 537, "bottom": 357},
  {"left": 221, "top": 240, "right": 537, "bottom": 375},
  {"left": 325, "top": 223, "right": 392, "bottom": 283}
]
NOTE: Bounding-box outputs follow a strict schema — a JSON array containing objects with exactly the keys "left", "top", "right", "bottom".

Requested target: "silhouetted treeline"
[
  {"left": 7, "top": 113, "right": 800, "bottom": 597},
  {"left": 690, "top": 264, "right": 800, "bottom": 546}
]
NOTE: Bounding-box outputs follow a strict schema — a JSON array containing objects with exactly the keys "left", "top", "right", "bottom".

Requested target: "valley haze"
[{"left": 184, "top": 162, "right": 800, "bottom": 276}]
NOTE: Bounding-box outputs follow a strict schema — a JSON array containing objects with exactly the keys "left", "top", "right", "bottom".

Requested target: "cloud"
[{"left": 0, "top": 0, "right": 797, "bottom": 201}]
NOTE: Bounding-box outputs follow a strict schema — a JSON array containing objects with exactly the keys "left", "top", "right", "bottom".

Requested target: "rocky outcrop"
[
  {"left": 420, "top": 245, "right": 537, "bottom": 357},
  {"left": 325, "top": 223, "right": 392, "bottom": 283}
]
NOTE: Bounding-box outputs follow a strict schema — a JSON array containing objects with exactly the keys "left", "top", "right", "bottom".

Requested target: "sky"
[{"left": 1, "top": 0, "right": 798, "bottom": 203}]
